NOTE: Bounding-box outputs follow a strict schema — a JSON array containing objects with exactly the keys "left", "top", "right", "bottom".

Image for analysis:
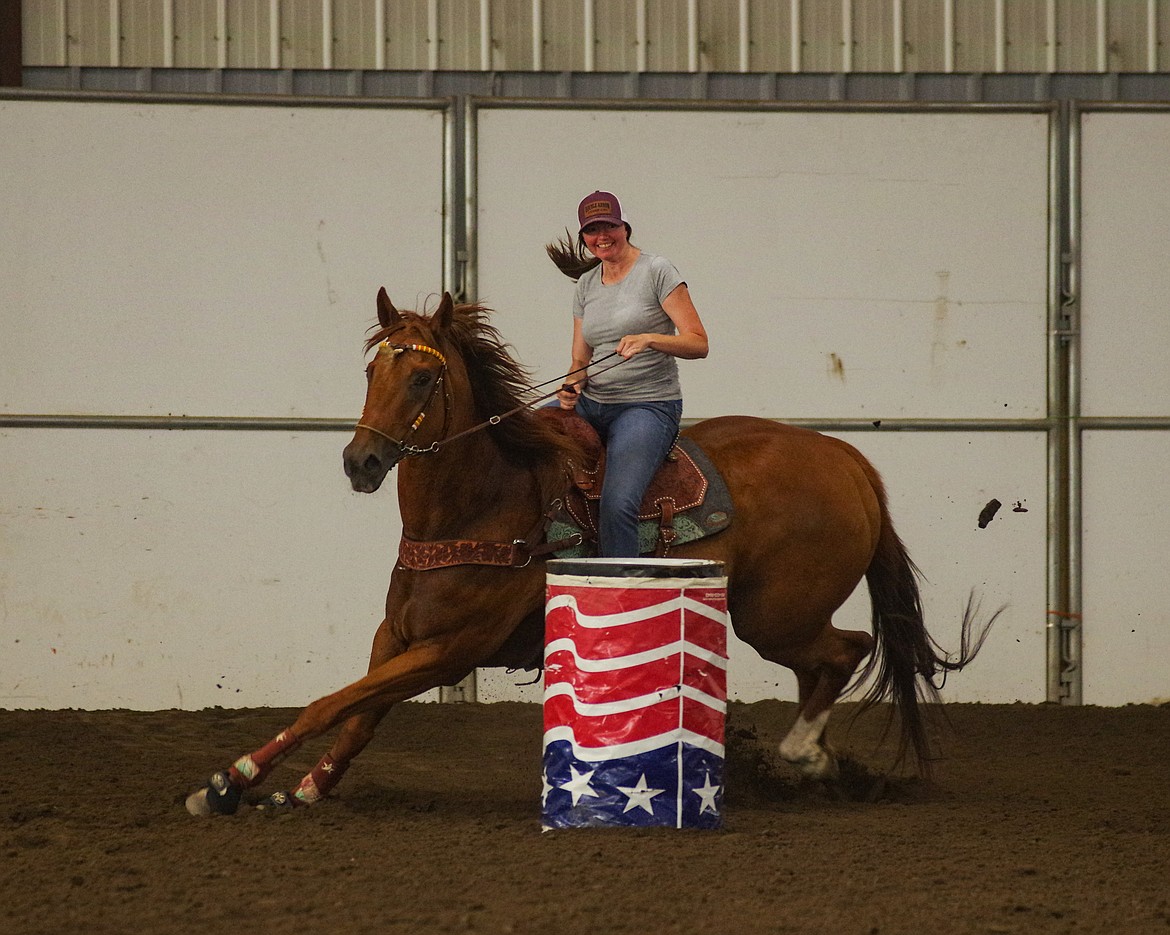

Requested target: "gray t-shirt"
[{"left": 573, "top": 252, "right": 685, "bottom": 403}]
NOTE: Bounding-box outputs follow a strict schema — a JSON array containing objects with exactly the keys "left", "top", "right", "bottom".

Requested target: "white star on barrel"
[
  {"left": 560, "top": 765, "right": 600, "bottom": 806},
  {"left": 617, "top": 774, "right": 664, "bottom": 815},
  {"left": 693, "top": 771, "right": 721, "bottom": 815}
]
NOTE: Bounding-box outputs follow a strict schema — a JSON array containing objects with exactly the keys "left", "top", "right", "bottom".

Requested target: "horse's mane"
[{"left": 365, "top": 302, "right": 581, "bottom": 472}]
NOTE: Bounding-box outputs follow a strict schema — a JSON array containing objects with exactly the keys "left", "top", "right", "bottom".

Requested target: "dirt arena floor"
[{"left": 2, "top": 698, "right": 1167, "bottom": 935}]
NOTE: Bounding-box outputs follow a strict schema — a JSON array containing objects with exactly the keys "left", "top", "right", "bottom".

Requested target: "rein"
[{"left": 355, "top": 347, "right": 625, "bottom": 459}]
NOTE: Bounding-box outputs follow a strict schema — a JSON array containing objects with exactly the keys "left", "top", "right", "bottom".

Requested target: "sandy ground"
[{"left": 2, "top": 699, "right": 1168, "bottom": 935}]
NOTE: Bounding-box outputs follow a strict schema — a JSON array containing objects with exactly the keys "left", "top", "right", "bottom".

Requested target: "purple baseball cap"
[{"left": 577, "top": 190, "right": 625, "bottom": 232}]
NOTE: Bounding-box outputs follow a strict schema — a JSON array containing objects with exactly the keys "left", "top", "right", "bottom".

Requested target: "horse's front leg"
[
  {"left": 251, "top": 705, "right": 391, "bottom": 811},
  {"left": 250, "top": 616, "right": 404, "bottom": 811},
  {"left": 185, "top": 634, "right": 474, "bottom": 817}
]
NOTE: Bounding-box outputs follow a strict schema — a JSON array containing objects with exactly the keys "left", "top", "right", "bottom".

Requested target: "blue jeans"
[{"left": 575, "top": 396, "right": 683, "bottom": 558}]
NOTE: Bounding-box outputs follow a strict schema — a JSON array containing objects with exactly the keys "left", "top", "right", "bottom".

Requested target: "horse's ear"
[
  {"left": 433, "top": 291, "right": 455, "bottom": 331},
  {"left": 376, "top": 287, "right": 400, "bottom": 329}
]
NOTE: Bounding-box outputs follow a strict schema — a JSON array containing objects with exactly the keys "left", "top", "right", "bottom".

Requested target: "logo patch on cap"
[{"left": 582, "top": 199, "right": 613, "bottom": 219}]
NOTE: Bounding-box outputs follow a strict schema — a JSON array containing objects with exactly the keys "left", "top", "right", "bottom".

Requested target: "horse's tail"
[{"left": 856, "top": 472, "right": 998, "bottom": 775}]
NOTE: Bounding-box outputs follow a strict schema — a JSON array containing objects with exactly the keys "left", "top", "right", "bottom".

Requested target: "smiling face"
[{"left": 580, "top": 220, "right": 630, "bottom": 262}]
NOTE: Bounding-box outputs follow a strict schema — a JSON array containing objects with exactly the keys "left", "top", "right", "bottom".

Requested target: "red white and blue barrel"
[{"left": 542, "top": 558, "right": 728, "bottom": 830}]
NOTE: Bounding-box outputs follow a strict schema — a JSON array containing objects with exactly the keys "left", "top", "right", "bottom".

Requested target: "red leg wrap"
[
  {"left": 291, "top": 754, "right": 350, "bottom": 806},
  {"left": 227, "top": 728, "right": 301, "bottom": 788}
]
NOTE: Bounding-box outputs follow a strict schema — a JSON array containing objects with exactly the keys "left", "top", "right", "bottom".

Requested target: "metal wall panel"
[
  {"left": 474, "top": 105, "right": 1049, "bottom": 422},
  {"left": 64, "top": 0, "right": 113, "bottom": 65},
  {"left": 20, "top": 0, "right": 60, "bottom": 66},
  {"left": 1005, "top": 0, "right": 1048, "bottom": 73},
  {"left": 281, "top": 0, "right": 324, "bottom": 68},
  {"left": 1, "top": 93, "right": 451, "bottom": 711},
  {"left": 1081, "top": 430, "right": 1170, "bottom": 705},
  {"left": 226, "top": 0, "right": 276, "bottom": 69},
  {"left": 438, "top": 0, "right": 479, "bottom": 70},
  {"left": 174, "top": 0, "right": 221, "bottom": 68},
  {"left": 471, "top": 102, "right": 1051, "bottom": 702},
  {"left": 332, "top": 0, "right": 379, "bottom": 69},
  {"left": 650, "top": 0, "right": 692, "bottom": 73},
  {"left": 1056, "top": 0, "right": 1102, "bottom": 72},
  {"left": 119, "top": 0, "right": 165, "bottom": 67},
  {"left": 597, "top": 0, "right": 637, "bottom": 72},
  {"left": 645, "top": 0, "right": 687, "bottom": 72},
  {"left": 903, "top": 0, "right": 946, "bottom": 72},
  {"left": 746, "top": 0, "right": 794, "bottom": 73},
  {"left": 1072, "top": 107, "right": 1170, "bottom": 706},
  {"left": 490, "top": 0, "right": 533, "bottom": 71},
  {"left": 697, "top": 0, "right": 740, "bottom": 73},
  {"left": 852, "top": 0, "right": 897, "bottom": 73},
  {"left": 800, "top": 0, "right": 844, "bottom": 72},
  {"left": 953, "top": 0, "right": 997, "bottom": 73},
  {"left": 19, "top": 0, "right": 1170, "bottom": 74},
  {"left": 541, "top": 0, "right": 586, "bottom": 72},
  {"left": 385, "top": 0, "right": 431, "bottom": 70},
  {"left": 1106, "top": 0, "right": 1156, "bottom": 72},
  {"left": 0, "top": 97, "right": 448, "bottom": 418},
  {"left": 1079, "top": 110, "right": 1170, "bottom": 416},
  {"left": 1161, "top": 1, "right": 1170, "bottom": 71},
  {"left": 0, "top": 429, "right": 423, "bottom": 710}
]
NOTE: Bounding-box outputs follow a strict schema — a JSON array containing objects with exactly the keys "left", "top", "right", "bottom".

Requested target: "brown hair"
[{"left": 545, "top": 223, "right": 634, "bottom": 282}]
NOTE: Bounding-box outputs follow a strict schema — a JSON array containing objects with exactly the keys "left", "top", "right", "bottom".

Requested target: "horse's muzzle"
[{"left": 343, "top": 436, "right": 401, "bottom": 493}]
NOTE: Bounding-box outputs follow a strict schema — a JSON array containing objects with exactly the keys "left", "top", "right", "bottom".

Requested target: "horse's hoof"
[
  {"left": 185, "top": 770, "right": 243, "bottom": 817},
  {"left": 782, "top": 746, "right": 839, "bottom": 782},
  {"left": 185, "top": 787, "right": 214, "bottom": 816},
  {"left": 256, "top": 790, "right": 300, "bottom": 812}
]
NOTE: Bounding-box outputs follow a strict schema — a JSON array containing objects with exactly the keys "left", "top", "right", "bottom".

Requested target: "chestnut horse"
[{"left": 185, "top": 289, "right": 991, "bottom": 816}]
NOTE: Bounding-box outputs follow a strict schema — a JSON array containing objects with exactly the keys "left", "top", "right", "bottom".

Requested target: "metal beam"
[{"left": 0, "top": 0, "right": 20, "bottom": 86}]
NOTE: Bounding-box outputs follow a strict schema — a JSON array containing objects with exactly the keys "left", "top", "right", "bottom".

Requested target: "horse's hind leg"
[{"left": 777, "top": 624, "right": 874, "bottom": 780}]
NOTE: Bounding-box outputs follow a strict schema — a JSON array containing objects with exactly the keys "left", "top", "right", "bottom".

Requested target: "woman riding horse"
[{"left": 186, "top": 289, "right": 991, "bottom": 817}]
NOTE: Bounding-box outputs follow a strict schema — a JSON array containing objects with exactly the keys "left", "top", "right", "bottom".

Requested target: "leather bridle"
[{"left": 354, "top": 341, "right": 450, "bottom": 457}]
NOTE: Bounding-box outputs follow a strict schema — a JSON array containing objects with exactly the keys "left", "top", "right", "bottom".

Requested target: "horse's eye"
[
  {"left": 411, "top": 371, "right": 432, "bottom": 389},
  {"left": 365, "top": 363, "right": 375, "bottom": 382}
]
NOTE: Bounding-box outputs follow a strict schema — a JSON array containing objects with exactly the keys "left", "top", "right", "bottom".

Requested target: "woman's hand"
[
  {"left": 556, "top": 382, "right": 581, "bottom": 410},
  {"left": 616, "top": 334, "right": 657, "bottom": 358}
]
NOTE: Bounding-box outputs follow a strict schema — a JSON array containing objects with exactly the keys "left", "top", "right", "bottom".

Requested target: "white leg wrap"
[{"left": 778, "top": 709, "right": 836, "bottom": 779}]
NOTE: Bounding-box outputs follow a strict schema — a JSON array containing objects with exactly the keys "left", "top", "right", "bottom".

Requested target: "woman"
[{"left": 546, "top": 190, "right": 709, "bottom": 558}]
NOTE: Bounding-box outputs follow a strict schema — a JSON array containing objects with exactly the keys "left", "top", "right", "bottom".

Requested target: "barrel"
[{"left": 541, "top": 558, "right": 728, "bottom": 829}]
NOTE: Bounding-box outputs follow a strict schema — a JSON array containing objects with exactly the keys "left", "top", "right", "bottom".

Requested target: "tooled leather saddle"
[{"left": 537, "top": 407, "right": 733, "bottom": 558}]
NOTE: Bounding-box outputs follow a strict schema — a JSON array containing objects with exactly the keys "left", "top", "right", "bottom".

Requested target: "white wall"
[
  {"left": 4, "top": 98, "right": 1166, "bottom": 710},
  {"left": 1, "top": 98, "right": 447, "bottom": 417},
  {"left": 474, "top": 104, "right": 1051, "bottom": 704},
  {"left": 1, "top": 97, "right": 445, "bottom": 709},
  {"left": 0, "top": 429, "right": 405, "bottom": 709},
  {"left": 1078, "top": 110, "right": 1170, "bottom": 705},
  {"left": 475, "top": 107, "right": 1049, "bottom": 422}
]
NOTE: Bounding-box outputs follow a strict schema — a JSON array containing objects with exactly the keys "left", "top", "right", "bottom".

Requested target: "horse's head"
[{"left": 343, "top": 288, "right": 456, "bottom": 493}]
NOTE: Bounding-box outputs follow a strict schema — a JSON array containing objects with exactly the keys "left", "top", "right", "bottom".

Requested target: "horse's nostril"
[{"left": 363, "top": 454, "right": 381, "bottom": 473}]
